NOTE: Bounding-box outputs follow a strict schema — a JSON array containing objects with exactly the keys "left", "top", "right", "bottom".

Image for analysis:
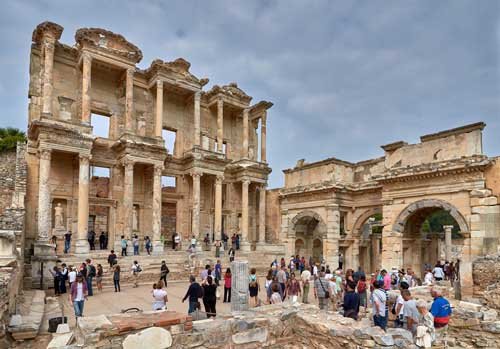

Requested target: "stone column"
[
  {"left": 155, "top": 80, "right": 163, "bottom": 137},
  {"left": 351, "top": 238, "right": 360, "bottom": 270},
  {"left": 193, "top": 91, "right": 201, "bottom": 147},
  {"left": 324, "top": 204, "right": 340, "bottom": 269},
  {"left": 240, "top": 179, "right": 251, "bottom": 251},
  {"left": 214, "top": 174, "right": 223, "bottom": 241},
  {"left": 152, "top": 165, "right": 164, "bottom": 255},
  {"left": 41, "top": 37, "right": 56, "bottom": 116},
  {"left": 240, "top": 108, "right": 249, "bottom": 158},
  {"left": 191, "top": 171, "right": 202, "bottom": 240},
  {"left": 258, "top": 185, "right": 266, "bottom": 244},
  {"left": 444, "top": 225, "right": 453, "bottom": 261},
  {"left": 231, "top": 260, "right": 249, "bottom": 312},
  {"left": 125, "top": 68, "right": 135, "bottom": 132},
  {"left": 260, "top": 111, "right": 267, "bottom": 163},
  {"left": 81, "top": 53, "right": 92, "bottom": 124},
  {"left": 37, "top": 149, "right": 52, "bottom": 240},
  {"left": 372, "top": 235, "right": 382, "bottom": 271},
  {"left": 123, "top": 159, "right": 134, "bottom": 240},
  {"left": 217, "top": 97, "right": 224, "bottom": 152},
  {"left": 75, "top": 154, "right": 91, "bottom": 254}
]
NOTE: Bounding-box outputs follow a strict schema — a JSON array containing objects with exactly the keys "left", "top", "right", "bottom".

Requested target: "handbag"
[
  {"left": 216, "top": 287, "right": 221, "bottom": 299},
  {"left": 318, "top": 278, "right": 330, "bottom": 299}
]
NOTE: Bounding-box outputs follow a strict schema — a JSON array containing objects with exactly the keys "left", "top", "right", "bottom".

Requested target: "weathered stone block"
[
  {"left": 232, "top": 327, "right": 268, "bottom": 345},
  {"left": 122, "top": 327, "right": 172, "bottom": 349}
]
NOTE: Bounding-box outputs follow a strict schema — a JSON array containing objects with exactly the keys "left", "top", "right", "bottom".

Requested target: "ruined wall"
[
  {"left": 485, "top": 157, "right": 500, "bottom": 198},
  {"left": 0, "top": 150, "right": 18, "bottom": 215},
  {"left": 284, "top": 159, "right": 354, "bottom": 188},
  {"left": 384, "top": 128, "right": 483, "bottom": 169}
]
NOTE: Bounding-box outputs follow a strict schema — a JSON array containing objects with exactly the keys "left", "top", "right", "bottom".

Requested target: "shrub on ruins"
[{"left": 0, "top": 128, "right": 26, "bottom": 152}]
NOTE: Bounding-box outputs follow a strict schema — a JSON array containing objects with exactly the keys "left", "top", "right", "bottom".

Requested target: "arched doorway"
[
  {"left": 295, "top": 238, "right": 305, "bottom": 256},
  {"left": 290, "top": 210, "right": 327, "bottom": 264},
  {"left": 352, "top": 208, "right": 383, "bottom": 272},
  {"left": 392, "top": 199, "right": 468, "bottom": 277}
]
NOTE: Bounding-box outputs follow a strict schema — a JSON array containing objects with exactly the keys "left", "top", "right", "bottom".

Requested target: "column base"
[
  {"left": 74, "top": 239, "right": 90, "bottom": 255},
  {"left": 240, "top": 241, "right": 251, "bottom": 252},
  {"left": 114, "top": 241, "right": 122, "bottom": 253},
  {"left": 152, "top": 241, "right": 164, "bottom": 256}
]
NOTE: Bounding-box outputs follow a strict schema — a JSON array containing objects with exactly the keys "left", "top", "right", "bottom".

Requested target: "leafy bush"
[{"left": 0, "top": 128, "right": 26, "bottom": 152}]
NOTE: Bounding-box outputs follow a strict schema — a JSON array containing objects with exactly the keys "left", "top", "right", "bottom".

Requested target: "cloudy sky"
[{"left": 0, "top": 1, "right": 498, "bottom": 187}]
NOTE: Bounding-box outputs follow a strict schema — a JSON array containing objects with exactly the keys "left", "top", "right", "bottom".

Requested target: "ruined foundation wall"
[{"left": 0, "top": 150, "right": 18, "bottom": 215}]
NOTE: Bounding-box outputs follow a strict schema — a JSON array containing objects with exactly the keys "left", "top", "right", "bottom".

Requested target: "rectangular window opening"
[
  {"left": 162, "top": 176, "right": 177, "bottom": 189},
  {"left": 162, "top": 129, "right": 176, "bottom": 155},
  {"left": 91, "top": 166, "right": 110, "bottom": 178},
  {"left": 91, "top": 112, "right": 110, "bottom": 138}
]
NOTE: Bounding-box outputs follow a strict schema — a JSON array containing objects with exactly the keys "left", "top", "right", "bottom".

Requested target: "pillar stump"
[{"left": 231, "top": 260, "right": 249, "bottom": 312}]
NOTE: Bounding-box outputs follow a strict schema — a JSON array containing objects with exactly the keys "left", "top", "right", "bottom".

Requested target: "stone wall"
[
  {"left": 473, "top": 254, "right": 500, "bottom": 310},
  {"left": 0, "top": 149, "right": 17, "bottom": 215}
]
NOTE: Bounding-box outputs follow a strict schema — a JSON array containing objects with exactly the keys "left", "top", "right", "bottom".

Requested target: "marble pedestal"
[
  {"left": 152, "top": 241, "right": 164, "bottom": 256},
  {"left": 31, "top": 240, "right": 58, "bottom": 289}
]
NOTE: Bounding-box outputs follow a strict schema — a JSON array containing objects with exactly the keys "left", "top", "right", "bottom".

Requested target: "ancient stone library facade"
[{"left": 0, "top": 21, "right": 499, "bottom": 315}]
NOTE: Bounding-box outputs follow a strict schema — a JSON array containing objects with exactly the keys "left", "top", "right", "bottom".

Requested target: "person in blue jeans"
[
  {"left": 86, "top": 259, "right": 95, "bottom": 296},
  {"left": 182, "top": 275, "right": 203, "bottom": 314},
  {"left": 371, "top": 280, "right": 387, "bottom": 330},
  {"left": 70, "top": 273, "right": 88, "bottom": 317}
]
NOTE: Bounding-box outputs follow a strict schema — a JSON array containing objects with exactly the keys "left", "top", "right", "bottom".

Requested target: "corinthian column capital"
[
  {"left": 39, "top": 149, "right": 52, "bottom": 161},
  {"left": 154, "top": 164, "right": 164, "bottom": 177}
]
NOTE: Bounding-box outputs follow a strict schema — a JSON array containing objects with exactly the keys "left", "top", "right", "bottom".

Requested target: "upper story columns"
[{"left": 155, "top": 80, "right": 164, "bottom": 137}]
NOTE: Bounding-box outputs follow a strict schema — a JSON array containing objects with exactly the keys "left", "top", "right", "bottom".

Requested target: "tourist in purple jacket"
[{"left": 69, "top": 273, "right": 88, "bottom": 317}]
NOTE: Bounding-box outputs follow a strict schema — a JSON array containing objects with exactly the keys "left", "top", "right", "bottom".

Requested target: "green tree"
[{"left": 0, "top": 128, "right": 26, "bottom": 152}]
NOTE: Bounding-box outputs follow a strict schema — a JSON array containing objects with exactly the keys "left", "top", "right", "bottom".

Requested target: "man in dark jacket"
[
  {"left": 343, "top": 280, "right": 360, "bottom": 320},
  {"left": 182, "top": 275, "right": 203, "bottom": 314}
]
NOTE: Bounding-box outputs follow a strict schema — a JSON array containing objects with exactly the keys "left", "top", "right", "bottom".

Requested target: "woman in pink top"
[
  {"left": 381, "top": 269, "right": 391, "bottom": 290},
  {"left": 223, "top": 268, "right": 232, "bottom": 303}
]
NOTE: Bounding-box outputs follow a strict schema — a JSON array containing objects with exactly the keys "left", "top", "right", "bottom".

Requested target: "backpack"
[
  {"left": 89, "top": 265, "right": 96, "bottom": 277},
  {"left": 136, "top": 265, "right": 142, "bottom": 273}
]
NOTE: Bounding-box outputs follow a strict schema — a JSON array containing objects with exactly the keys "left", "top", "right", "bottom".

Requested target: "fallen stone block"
[
  {"left": 232, "top": 327, "right": 268, "bottom": 344},
  {"left": 47, "top": 332, "right": 74, "bottom": 348},
  {"left": 122, "top": 327, "right": 172, "bottom": 349},
  {"left": 372, "top": 334, "right": 395, "bottom": 346},
  {"left": 459, "top": 300, "right": 482, "bottom": 312},
  {"left": 482, "top": 308, "right": 498, "bottom": 321}
]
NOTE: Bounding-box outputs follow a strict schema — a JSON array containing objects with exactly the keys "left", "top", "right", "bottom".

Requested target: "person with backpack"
[
  {"left": 248, "top": 268, "right": 260, "bottom": 307},
  {"left": 357, "top": 275, "right": 368, "bottom": 312},
  {"left": 60, "top": 263, "right": 68, "bottom": 294},
  {"left": 86, "top": 259, "right": 96, "bottom": 296},
  {"left": 131, "top": 260, "right": 142, "bottom": 288},
  {"left": 182, "top": 275, "right": 203, "bottom": 314},
  {"left": 107, "top": 250, "right": 117, "bottom": 268},
  {"left": 160, "top": 261, "right": 170, "bottom": 287},
  {"left": 314, "top": 271, "right": 329, "bottom": 310},
  {"left": 343, "top": 280, "right": 360, "bottom": 320}
]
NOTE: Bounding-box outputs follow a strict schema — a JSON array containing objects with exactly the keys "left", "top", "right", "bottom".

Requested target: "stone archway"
[
  {"left": 351, "top": 207, "right": 382, "bottom": 273},
  {"left": 289, "top": 210, "right": 327, "bottom": 263},
  {"left": 390, "top": 199, "right": 469, "bottom": 276}
]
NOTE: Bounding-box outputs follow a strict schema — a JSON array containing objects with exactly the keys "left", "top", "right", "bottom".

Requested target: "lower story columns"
[
  {"left": 152, "top": 165, "right": 164, "bottom": 255},
  {"left": 240, "top": 179, "right": 251, "bottom": 251},
  {"left": 75, "top": 154, "right": 91, "bottom": 254}
]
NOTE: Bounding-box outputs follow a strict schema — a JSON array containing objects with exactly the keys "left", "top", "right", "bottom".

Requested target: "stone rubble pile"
[{"left": 7, "top": 290, "right": 45, "bottom": 340}]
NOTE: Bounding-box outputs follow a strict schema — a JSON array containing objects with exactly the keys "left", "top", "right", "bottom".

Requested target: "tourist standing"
[
  {"left": 343, "top": 281, "right": 360, "bottom": 320},
  {"left": 99, "top": 232, "right": 106, "bottom": 249},
  {"left": 145, "top": 236, "right": 152, "bottom": 255},
  {"left": 224, "top": 268, "right": 232, "bottom": 303},
  {"left": 424, "top": 269, "right": 434, "bottom": 285},
  {"left": 182, "top": 275, "right": 203, "bottom": 314},
  {"left": 50, "top": 266, "right": 62, "bottom": 296},
  {"left": 432, "top": 263, "right": 444, "bottom": 281},
  {"left": 133, "top": 234, "right": 140, "bottom": 255},
  {"left": 85, "top": 259, "right": 96, "bottom": 296},
  {"left": 430, "top": 288, "right": 452, "bottom": 329},
  {"left": 394, "top": 286, "right": 406, "bottom": 328},
  {"left": 214, "top": 260, "right": 222, "bottom": 286},
  {"left": 68, "top": 267, "right": 76, "bottom": 289},
  {"left": 381, "top": 269, "right": 391, "bottom": 291},
  {"left": 202, "top": 277, "right": 217, "bottom": 317},
  {"left": 338, "top": 253, "right": 343, "bottom": 270},
  {"left": 107, "top": 250, "right": 117, "bottom": 268},
  {"left": 416, "top": 300, "right": 436, "bottom": 348},
  {"left": 402, "top": 289, "right": 419, "bottom": 335},
  {"left": 371, "top": 280, "right": 387, "bottom": 330},
  {"left": 357, "top": 275, "right": 368, "bottom": 311},
  {"left": 277, "top": 266, "right": 287, "bottom": 300},
  {"left": 190, "top": 235, "right": 197, "bottom": 251},
  {"left": 63, "top": 231, "right": 72, "bottom": 254},
  {"left": 313, "top": 271, "right": 329, "bottom": 310},
  {"left": 152, "top": 281, "right": 168, "bottom": 311},
  {"left": 270, "top": 283, "right": 283, "bottom": 304},
  {"left": 300, "top": 269, "right": 311, "bottom": 304},
  {"left": 160, "top": 260, "right": 170, "bottom": 286},
  {"left": 96, "top": 264, "right": 103, "bottom": 293},
  {"left": 174, "top": 232, "right": 181, "bottom": 251},
  {"left": 286, "top": 272, "right": 301, "bottom": 303},
  {"left": 235, "top": 234, "right": 240, "bottom": 250},
  {"left": 60, "top": 263, "right": 68, "bottom": 294},
  {"left": 113, "top": 264, "right": 121, "bottom": 292},
  {"left": 120, "top": 236, "right": 128, "bottom": 256},
  {"left": 69, "top": 273, "right": 88, "bottom": 317},
  {"left": 228, "top": 247, "right": 235, "bottom": 262},
  {"left": 214, "top": 240, "right": 222, "bottom": 258},
  {"left": 131, "top": 260, "right": 141, "bottom": 288},
  {"left": 248, "top": 268, "right": 260, "bottom": 307},
  {"left": 265, "top": 270, "right": 273, "bottom": 303}
]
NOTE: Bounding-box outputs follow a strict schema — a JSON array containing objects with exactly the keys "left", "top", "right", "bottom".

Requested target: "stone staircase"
[{"left": 53, "top": 249, "right": 281, "bottom": 288}]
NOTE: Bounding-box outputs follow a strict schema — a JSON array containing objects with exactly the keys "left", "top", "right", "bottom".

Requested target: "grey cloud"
[{"left": 0, "top": 0, "right": 498, "bottom": 187}]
